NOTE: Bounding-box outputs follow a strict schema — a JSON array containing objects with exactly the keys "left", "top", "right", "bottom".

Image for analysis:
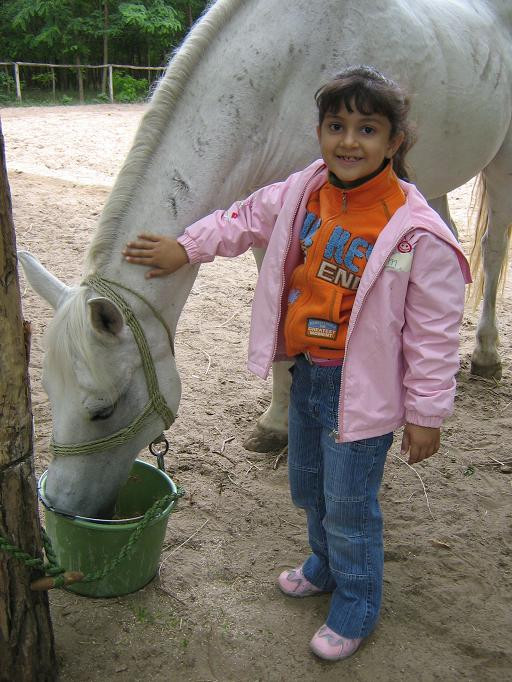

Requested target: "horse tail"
[
  {"left": 468, "top": 173, "right": 512, "bottom": 309},
  {"left": 468, "top": 173, "right": 488, "bottom": 307}
]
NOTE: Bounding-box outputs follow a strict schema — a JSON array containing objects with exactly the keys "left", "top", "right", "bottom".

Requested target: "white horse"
[{"left": 19, "top": 0, "right": 512, "bottom": 517}]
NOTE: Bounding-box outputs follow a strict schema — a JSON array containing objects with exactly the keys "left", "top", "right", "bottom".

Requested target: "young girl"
[{"left": 123, "top": 66, "right": 471, "bottom": 662}]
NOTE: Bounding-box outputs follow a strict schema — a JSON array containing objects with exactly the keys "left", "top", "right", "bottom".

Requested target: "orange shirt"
[{"left": 284, "top": 164, "right": 406, "bottom": 359}]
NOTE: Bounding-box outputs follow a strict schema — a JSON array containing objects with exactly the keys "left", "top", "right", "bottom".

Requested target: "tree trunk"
[{"left": 0, "top": 117, "right": 57, "bottom": 681}]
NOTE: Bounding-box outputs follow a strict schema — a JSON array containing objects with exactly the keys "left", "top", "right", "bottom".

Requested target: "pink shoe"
[
  {"left": 310, "top": 624, "right": 363, "bottom": 661},
  {"left": 277, "top": 565, "right": 324, "bottom": 597}
]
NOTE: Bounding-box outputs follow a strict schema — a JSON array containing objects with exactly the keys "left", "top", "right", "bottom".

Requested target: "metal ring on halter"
[{"left": 149, "top": 433, "right": 170, "bottom": 471}]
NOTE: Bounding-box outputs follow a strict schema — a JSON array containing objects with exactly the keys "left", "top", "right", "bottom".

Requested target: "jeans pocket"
[{"left": 324, "top": 435, "right": 392, "bottom": 505}]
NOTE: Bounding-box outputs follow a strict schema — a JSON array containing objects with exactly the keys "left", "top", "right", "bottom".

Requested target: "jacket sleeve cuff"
[
  {"left": 405, "top": 411, "right": 444, "bottom": 428},
  {"left": 176, "top": 233, "right": 213, "bottom": 265}
]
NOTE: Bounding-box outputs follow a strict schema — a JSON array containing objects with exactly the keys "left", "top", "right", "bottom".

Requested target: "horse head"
[{"left": 18, "top": 251, "right": 181, "bottom": 518}]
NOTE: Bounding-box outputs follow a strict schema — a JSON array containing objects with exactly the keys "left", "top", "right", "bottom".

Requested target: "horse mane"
[
  {"left": 45, "top": 287, "right": 119, "bottom": 399},
  {"left": 86, "top": 0, "right": 244, "bottom": 273}
]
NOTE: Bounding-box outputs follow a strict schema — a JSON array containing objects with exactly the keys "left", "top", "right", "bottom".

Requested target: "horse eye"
[{"left": 90, "top": 405, "right": 114, "bottom": 421}]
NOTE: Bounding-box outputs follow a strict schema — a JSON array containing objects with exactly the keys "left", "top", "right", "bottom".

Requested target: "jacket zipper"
[
  {"left": 333, "top": 226, "right": 413, "bottom": 441},
  {"left": 342, "top": 191, "right": 347, "bottom": 212},
  {"left": 284, "top": 219, "right": 325, "bottom": 344},
  {"left": 265, "top": 176, "right": 318, "bottom": 376}
]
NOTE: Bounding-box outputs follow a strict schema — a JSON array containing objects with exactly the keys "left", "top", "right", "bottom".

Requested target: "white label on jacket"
[{"left": 385, "top": 249, "right": 413, "bottom": 272}]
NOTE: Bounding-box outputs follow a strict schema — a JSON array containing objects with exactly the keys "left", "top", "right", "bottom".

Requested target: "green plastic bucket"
[{"left": 38, "top": 460, "right": 179, "bottom": 597}]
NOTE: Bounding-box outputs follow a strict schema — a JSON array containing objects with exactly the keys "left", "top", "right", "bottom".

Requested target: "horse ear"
[
  {"left": 88, "top": 297, "right": 124, "bottom": 337},
  {"left": 17, "top": 250, "right": 72, "bottom": 310}
]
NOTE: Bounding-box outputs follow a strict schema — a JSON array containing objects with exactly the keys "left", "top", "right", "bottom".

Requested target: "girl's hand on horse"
[
  {"left": 123, "top": 233, "right": 189, "bottom": 278},
  {"left": 400, "top": 423, "right": 440, "bottom": 464}
]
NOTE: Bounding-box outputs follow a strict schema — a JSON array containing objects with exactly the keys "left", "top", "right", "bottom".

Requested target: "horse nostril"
[{"left": 90, "top": 405, "right": 114, "bottom": 421}]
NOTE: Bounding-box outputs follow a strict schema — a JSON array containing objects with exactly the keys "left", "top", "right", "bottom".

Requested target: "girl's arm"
[
  {"left": 401, "top": 232, "right": 466, "bottom": 461},
  {"left": 177, "top": 179, "right": 290, "bottom": 262},
  {"left": 123, "top": 180, "right": 291, "bottom": 278}
]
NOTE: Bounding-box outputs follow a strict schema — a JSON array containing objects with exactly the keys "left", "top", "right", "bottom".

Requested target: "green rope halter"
[{"left": 50, "top": 274, "right": 176, "bottom": 457}]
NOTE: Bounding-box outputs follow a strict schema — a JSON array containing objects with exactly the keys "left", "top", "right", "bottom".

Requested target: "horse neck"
[
  {"left": 89, "top": 257, "right": 197, "bottom": 343},
  {"left": 85, "top": 0, "right": 327, "bottom": 321}
]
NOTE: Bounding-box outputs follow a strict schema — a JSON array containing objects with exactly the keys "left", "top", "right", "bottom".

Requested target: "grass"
[{"left": 0, "top": 89, "right": 147, "bottom": 107}]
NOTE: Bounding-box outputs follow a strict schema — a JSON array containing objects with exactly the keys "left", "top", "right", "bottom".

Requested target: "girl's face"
[{"left": 317, "top": 100, "right": 404, "bottom": 183}]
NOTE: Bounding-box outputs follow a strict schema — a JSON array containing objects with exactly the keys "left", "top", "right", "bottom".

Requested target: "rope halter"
[{"left": 50, "top": 274, "right": 176, "bottom": 457}]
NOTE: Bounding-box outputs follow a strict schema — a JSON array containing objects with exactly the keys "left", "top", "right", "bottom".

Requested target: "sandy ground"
[{"left": 2, "top": 103, "right": 512, "bottom": 681}]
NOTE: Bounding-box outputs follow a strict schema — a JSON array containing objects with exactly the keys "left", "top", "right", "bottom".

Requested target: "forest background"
[{"left": 0, "top": 0, "right": 209, "bottom": 104}]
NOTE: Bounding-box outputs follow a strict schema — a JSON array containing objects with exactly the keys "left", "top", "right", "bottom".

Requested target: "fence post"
[
  {"left": 108, "top": 64, "right": 114, "bottom": 103},
  {"left": 13, "top": 63, "right": 21, "bottom": 102},
  {"left": 75, "top": 56, "right": 84, "bottom": 104},
  {"left": 51, "top": 67, "right": 56, "bottom": 102}
]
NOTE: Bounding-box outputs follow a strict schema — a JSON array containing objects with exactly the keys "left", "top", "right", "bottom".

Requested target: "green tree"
[
  {"left": 0, "top": 0, "right": 208, "bottom": 64},
  {"left": 0, "top": 0, "right": 210, "bottom": 102},
  {"left": 118, "top": 1, "right": 182, "bottom": 65},
  {"left": 6, "top": 0, "right": 98, "bottom": 62},
  {"left": 174, "top": 0, "right": 207, "bottom": 29}
]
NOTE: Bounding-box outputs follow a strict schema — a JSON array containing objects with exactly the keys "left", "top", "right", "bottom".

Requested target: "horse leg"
[
  {"left": 243, "top": 360, "right": 291, "bottom": 451},
  {"left": 471, "top": 131, "right": 512, "bottom": 379},
  {"left": 243, "top": 246, "right": 290, "bottom": 452},
  {"left": 428, "top": 194, "right": 458, "bottom": 238}
]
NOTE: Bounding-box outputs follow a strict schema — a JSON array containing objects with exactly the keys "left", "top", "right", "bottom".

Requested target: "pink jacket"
[{"left": 178, "top": 160, "right": 472, "bottom": 442}]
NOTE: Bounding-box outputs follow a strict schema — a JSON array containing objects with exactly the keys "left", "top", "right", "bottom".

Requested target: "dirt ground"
[{"left": 2, "top": 103, "right": 512, "bottom": 682}]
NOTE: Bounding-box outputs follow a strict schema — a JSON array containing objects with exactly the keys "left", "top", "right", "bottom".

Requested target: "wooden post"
[
  {"left": 102, "top": 0, "right": 110, "bottom": 95},
  {"left": 75, "top": 55, "right": 84, "bottom": 103},
  {"left": 0, "top": 117, "right": 57, "bottom": 681},
  {"left": 51, "top": 67, "right": 56, "bottom": 102},
  {"left": 13, "top": 63, "right": 21, "bottom": 102},
  {"left": 108, "top": 64, "right": 114, "bottom": 103},
  {"left": 4, "top": 65, "right": 11, "bottom": 95}
]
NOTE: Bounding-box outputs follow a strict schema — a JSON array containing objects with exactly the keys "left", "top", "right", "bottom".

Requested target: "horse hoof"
[
  {"left": 243, "top": 424, "right": 288, "bottom": 452},
  {"left": 470, "top": 360, "right": 502, "bottom": 380}
]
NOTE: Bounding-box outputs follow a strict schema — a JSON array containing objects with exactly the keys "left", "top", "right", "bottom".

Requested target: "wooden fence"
[{"left": 0, "top": 61, "right": 166, "bottom": 103}]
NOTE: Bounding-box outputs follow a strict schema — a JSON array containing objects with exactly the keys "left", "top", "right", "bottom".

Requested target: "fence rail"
[{"left": 0, "top": 61, "right": 166, "bottom": 103}]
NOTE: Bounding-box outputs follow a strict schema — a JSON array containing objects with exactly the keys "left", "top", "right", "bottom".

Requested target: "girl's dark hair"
[{"left": 315, "top": 65, "right": 416, "bottom": 181}]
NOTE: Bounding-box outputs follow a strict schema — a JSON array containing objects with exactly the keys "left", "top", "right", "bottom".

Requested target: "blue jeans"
[{"left": 288, "top": 354, "right": 393, "bottom": 639}]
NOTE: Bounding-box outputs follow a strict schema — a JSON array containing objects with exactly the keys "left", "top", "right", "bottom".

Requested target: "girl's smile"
[{"left": 317, "top": 101, "right": 404, "bottom": 183}]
